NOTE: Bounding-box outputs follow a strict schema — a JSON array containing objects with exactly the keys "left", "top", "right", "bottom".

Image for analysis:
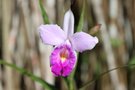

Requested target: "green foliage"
[
  {"left": 0, "top": 60, "right": 56, "bottom": 90},
  {"left": 39, "top": 0, "right": 50, "bottom": 24},
  {"left": 129, "top": 56, "right": 135, "bottom": 69},
  {"left": 110, "top": 38, "right": 123, "bottom": 47},
  {"left": 95, "top": 62, "right": 102, "bottom": 77},
  {"left": 76, "top": 1, "right": 85, "bottom": 32}
]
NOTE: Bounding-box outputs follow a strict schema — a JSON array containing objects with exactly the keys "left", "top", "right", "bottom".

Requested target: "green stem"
[
  {"left": 0, "top": 60, "right": 56, "bottom": 90},
  {"left": 76, "top": 0, "right": 85, "bottom": 32},
  {"left": 39, "top": 0, "right": 50, "bottom": 24},
  {"left": 67, "top": 53, "right": 79, "bottom": 90},
  {"left": 67, "top": 1, "right": 85, "bottom": 89},
  {"left": 79, "top": 64, "right": 135, "bottom": 90}
]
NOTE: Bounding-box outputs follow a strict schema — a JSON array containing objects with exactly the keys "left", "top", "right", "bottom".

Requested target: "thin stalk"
[
  {"left": 67, "top": 1, "right": 85, "bottom": 90},
  {"left": 79, "top": 64, "right": 135, "bottom": 90}
]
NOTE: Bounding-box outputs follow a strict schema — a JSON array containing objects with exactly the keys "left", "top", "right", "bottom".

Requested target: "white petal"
[
  {"left": 39, "top": 24, "right": 66, "bottom": 46},
  {"left": 70, "top": 32, "right": 98, "bottom": 52},
  {"left": 63, "top": 9, "right": 74, "bottom": 37}
]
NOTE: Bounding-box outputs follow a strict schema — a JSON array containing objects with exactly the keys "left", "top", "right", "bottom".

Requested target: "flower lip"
[{"left": 50, "top": 44, "right": 77, "bottom": 77}]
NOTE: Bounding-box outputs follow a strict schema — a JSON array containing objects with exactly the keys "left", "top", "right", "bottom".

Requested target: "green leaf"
[
  {"left": 110, "top": 38, "right": 122, "bottom": 47},
  {"left": 39, "top": 0, "right": 50, "bottom": 24},
  {"left": 76, "top": 1, "right": 85, "bottom": 32},
  {"left": 129, "top": 56, "right": 135, "bottom": 69},
  {"left": 0, "top": 60, "right": 56, "bottom": 90},
  {"left": 95, "top": 62, "right": 101, "bottom": 77}
]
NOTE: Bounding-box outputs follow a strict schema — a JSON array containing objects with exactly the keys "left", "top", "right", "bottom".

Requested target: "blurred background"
[{"left": 0, "top": 0, "right": 135, "bottom": 90}]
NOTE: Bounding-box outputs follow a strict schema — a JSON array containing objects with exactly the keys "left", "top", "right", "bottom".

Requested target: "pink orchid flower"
[{"left": 39, "top": 9, "right": 98, "bottom": 77}]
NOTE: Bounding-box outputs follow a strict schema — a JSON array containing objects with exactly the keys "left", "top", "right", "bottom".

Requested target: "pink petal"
[
  {"left": 70, "top": 32, "right": 98, "bottom": 52},
  {"left": 63, "top": 9, "right": 74, "bottom": 37},
  {"left": 39, "top": 24, "right": 66, "bottom": 46},
  {"left": 51, "top": 64, "right": 62, "bottom": 76}
]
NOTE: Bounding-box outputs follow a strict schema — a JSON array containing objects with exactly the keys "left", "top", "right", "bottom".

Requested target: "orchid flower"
[{"left": 39, "top": 9, "right": 98, "bottom": 77}]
